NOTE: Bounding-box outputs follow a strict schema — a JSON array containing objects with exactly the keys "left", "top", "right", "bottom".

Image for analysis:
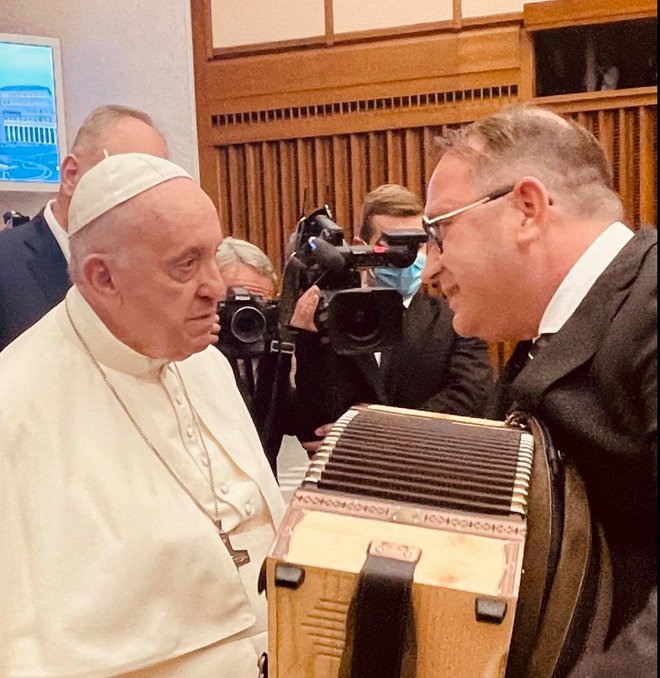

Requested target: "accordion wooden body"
[{"left": 264, "top": 405, "right": 612, "bottom": 678}]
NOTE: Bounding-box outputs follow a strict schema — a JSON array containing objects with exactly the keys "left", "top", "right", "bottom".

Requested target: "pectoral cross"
[{"left": 216, "top": 519, "right": 251, "bottom": 568}]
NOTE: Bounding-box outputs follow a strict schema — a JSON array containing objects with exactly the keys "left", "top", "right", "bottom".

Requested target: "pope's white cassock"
[{"left": 0, "top": 286, "right": 286, "bottom": 677}]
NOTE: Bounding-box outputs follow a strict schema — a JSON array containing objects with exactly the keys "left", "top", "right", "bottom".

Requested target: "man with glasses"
[{"left": 422, "top": 103, "right": 656, "bottom": 676}]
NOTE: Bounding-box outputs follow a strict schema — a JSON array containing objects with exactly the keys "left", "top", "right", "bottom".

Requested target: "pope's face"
[{"left": 109, "top": 179, "right": 226, "bottom": 360}]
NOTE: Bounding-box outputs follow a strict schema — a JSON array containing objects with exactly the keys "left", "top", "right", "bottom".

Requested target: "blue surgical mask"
[{"left": 373, "top": 250, "right": 426, "bottom": 299}]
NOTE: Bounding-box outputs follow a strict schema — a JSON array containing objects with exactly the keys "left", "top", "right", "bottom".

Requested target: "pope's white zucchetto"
[{"left": 68, "top": 152, "right": 193, "bottom": 237}]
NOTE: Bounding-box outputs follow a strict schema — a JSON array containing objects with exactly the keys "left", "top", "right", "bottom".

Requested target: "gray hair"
[
  {"left": 215, "top": 237, "right": 276, "bottom": 281},
  {"left": 70, "top": 104, "right": 165, "bottom": 159},
  {"left": 435, "top": 103, "right": 623, "bottom": 221}
]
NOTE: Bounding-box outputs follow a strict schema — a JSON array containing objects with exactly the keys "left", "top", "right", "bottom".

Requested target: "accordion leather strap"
[{"left": 340, "top": 542, "right": 420, "bottom": 678}]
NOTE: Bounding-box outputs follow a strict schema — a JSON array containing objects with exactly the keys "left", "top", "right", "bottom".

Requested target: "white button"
[
  {"left": 186, "top": 425, "right": 194, "bottom": 438},
  {"left": 201, "top": 456, "right": 210, "bottom": 467},
  {"left": 175, "top": 394, "right": 183, "bottom": 405},
  {"left": 220, "top": 483, "right": 230, "bottom": 495},
  {"left": 245, "top": 501, "right": 254, "bottom": 516}
]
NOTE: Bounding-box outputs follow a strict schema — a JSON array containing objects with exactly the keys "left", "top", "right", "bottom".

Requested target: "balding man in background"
[
  {"left": 0, "top": 104, "right": 168, "bottom": 350},
  {"left": 0, "top": 153, "right": 285, "bottom": 676}
]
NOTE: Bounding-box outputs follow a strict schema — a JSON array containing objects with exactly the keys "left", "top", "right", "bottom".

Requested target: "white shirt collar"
[
  {"left": 538, "top": 221, "right": 634, "bottom": 335},
  {"left": 62, "top": 286, "right": 169, "bottom": 379},
  {"left": 43, "top": 199, "right": 71, "bottom": 263}
]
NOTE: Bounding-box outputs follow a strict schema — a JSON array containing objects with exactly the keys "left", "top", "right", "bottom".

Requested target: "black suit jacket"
[
  {"left": 294, "top": 292, "right": 493, "bottom": 442},
  {"left": 488, "top": 229, "right": 657, "bottom": 643},
  {"left": 0, "top": 210, "right": 70, "bottom": 351}
]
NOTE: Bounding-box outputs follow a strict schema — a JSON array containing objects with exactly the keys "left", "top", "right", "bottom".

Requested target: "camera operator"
[
  {"left": 290, "top": 184, "right": 493, "bottom": 454},
  {"left": 216, "top": 237, "right": 294, "bottom": 476}
]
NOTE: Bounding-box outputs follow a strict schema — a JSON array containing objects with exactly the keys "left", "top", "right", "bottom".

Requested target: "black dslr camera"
[
  {"left": 284, "top": 205, "right": 427, "bottom": 355},
  {"left": 217, "top": 286, "right": 279, "bottom": 359}
]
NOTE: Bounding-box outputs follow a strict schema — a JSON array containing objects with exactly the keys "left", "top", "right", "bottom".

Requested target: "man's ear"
[
  {"left": 59, "top": 154, "right": 80, "bottom": 199},
  {"left": 512, "top": 176, "right": 551, "bottom": 246},
  {"left": 81, "top": 255, "right": 119, "bottom": 298}
]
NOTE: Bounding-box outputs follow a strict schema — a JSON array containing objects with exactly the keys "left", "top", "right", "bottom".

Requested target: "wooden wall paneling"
[
  {"left": 278, "top": 139, "right": 300, "bottom": 247},
  {"left": 295, "top": 137, "right": 314, "bottom": 215},
  {"left": 404, "top": 128, "right": 425, "bottom": 200},
  {"left": 313, "top": 136, "right": 332, "bottom": 211},
  {"left": 523, "top": 0, "right": 656, "bottom": 31},
  {"left": 638, "top": 106, "right": 657, "bottom": 226},
  {"left": 422, "top": 126, "right": 441, "bottom": 190},
  {"left": 245, "top": 143, "right": 265, "bottom": 249},
  {"left": 367, "top": 131, "right": 386, "bottom": 190},
  {"left": 617, "top": 108, "right": 636, "bottom": 226},
  {"left": 332, "top": 135, "right": 351, "bottom": 233},
  {"left": 261, "top": 141, "right": 284, "bottom": 269},
  {"left": 350, "top": 133, "right": 368, "bottom": 235},
  {"left": 386, "top": 129, "right": 404, "bottom": 187},
  {"left": 597, "top": 109, "right": 615, "bottom": 168},
  {"left": 227, "top": 145, "right": 247, "bottom": 239},
  {"left": 215, "top": 146, "right": 231, "bottom": 232}
]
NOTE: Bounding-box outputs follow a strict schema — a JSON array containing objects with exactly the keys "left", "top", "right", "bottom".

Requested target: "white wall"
[{"left": 1, "top": 0, "right": 199, "bottom": 217}]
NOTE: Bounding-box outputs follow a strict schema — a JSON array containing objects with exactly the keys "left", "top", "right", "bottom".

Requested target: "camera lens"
[
  {"left": 231, "top": 307, "right": 267, "bottom": 343},
  {"left": 339, "top": 303, "right": 380, "bottom": 343}
]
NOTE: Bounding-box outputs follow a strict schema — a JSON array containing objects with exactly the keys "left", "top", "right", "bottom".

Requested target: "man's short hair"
[
  {"left": 434, "top": 103, "right": 623, "bottom": 220},
  {"left": 216, "top": 237, "right": 277, "bottom": 281},
  {"left": 359, "top": 184, "right": 424, "bottom": 243},
  {"left": 70, "top": 104, "right": 162, "bottom": 157}
]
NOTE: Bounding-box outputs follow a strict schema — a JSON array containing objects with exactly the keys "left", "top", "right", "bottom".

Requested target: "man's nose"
[{"left": 421, "top": 244, "right": 442, "bottom": 285}]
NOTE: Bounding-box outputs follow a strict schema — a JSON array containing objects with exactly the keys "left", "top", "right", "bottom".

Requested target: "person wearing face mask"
[{"left": 290, "top": 184, "right": 493, "bottom": 454}]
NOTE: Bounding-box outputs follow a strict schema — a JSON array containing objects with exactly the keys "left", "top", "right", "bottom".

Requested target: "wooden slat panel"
[
  {"left": 617, "top": 108, "right": 635, "bottom": 226},
  {"left": 350, "top": 133, "right": 368, "bottom": 234},
  {"left": 216, "top": 146, "right": 231, "bottom": 232},
  {"left": 279, "top": 139, "right": 298, "bottom": 249},
  {"left": 597, "top": 109, "right": 615, "bottom": 168},
  {"left": 245, "top": 143, "right": 264, "bottom": 249},
  {"left": 332, "top": 135, "right": 351, "bottom": 234},
  {"left": 262, "top": 141, "right": 283, "bottom": 270},
  {"left": 386, "top": 129, "right": 404, "bottom": 186},
  {"left": 404, "top": 128, "right": 424, "bottom": 200},
  {"left": 638, "top": 106, "right": 657, "bottom": 226},
  {"left": 227, "top": 145, "right": 247, "bottom": 239}
]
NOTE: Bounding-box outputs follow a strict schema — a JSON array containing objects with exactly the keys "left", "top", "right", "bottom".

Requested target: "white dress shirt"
[
  {"left": 538, "top": 221, "right": 634, "bottom": 337},
  {"left": 0, "top": 287, "right": 285, "bottom": 677}
]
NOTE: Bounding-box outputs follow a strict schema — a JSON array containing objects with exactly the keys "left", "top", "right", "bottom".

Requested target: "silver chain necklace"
[{"left": 65, "top": 299, "right": 250, "bottom": 568}]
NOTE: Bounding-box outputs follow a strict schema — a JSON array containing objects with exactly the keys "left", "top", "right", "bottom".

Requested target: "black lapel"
[
  {"left": 512, "top": 230, "right": 657, "bottom": 409},
  {"left": 23, "top": 212, "right": 71, "bottom": 305}
]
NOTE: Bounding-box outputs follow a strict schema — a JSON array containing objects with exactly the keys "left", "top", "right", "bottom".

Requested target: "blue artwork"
[{"left": 0, "top": 41, "right": 62, "bottom": 186}]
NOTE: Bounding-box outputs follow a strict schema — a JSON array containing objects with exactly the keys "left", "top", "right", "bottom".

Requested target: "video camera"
[
  {"left": 217, "top": 286, "right": 279, "bottom": 359},
  {"left": 284, "top": 204, "right": 427, "bottom": 355}
]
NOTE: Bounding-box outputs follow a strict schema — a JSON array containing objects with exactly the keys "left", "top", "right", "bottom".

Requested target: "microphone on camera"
[{"left": 307, "top": 237, "right": 345, "bottom": 271}]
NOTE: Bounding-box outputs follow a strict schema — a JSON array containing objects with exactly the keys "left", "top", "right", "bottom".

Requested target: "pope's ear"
[{"left": 80, "top": 255, "right": 118, "bottom": 296}]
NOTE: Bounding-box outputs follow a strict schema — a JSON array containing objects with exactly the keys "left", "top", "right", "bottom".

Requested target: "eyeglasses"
[{"left": 422, "top": 185, "right": 515, "bottom": 252}]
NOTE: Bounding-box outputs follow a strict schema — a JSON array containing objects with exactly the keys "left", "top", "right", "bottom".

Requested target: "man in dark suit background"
[
  {"left": 0, "top": 104, "right": 168, "bottom": 351},
  {"left": 422, "top": 104, "right": 656, "bottom": 675},
  {"left": 290, "top": 184, "right": 493, "bottom": 452}
]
